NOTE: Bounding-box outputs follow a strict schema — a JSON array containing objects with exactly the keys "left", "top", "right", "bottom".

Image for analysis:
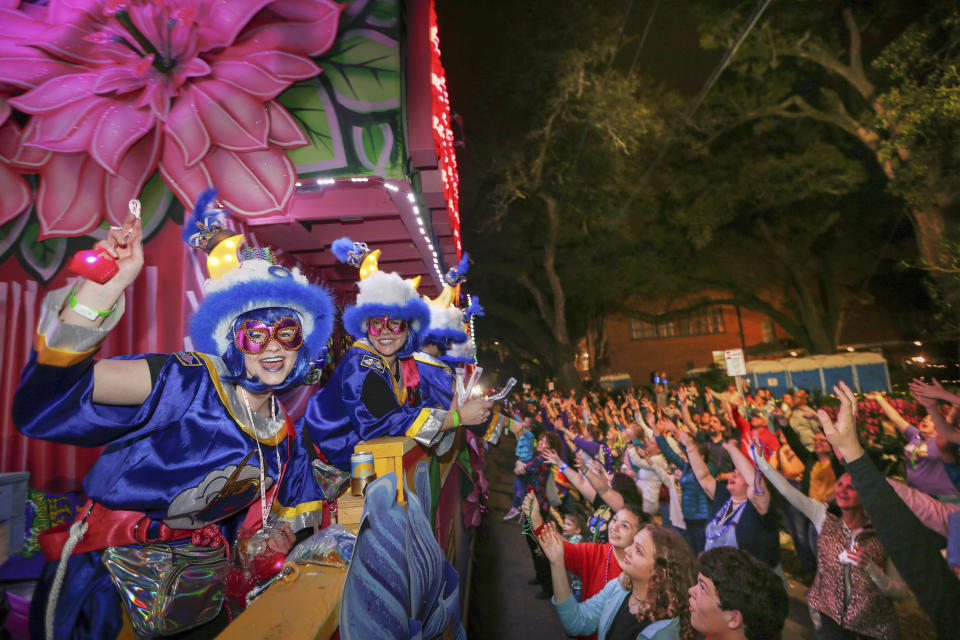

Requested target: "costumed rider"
[
  {"left": 300, "top": 238, "right": 493, "bottom": 469},
  {"left": 417, "top": 257, "right": 520, "bottom": 452},
  {"left": 13, "top": 191, "right": 335, "bottom": 640}
]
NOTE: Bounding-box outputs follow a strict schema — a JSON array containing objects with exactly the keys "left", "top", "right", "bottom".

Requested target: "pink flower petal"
[
  {"left": 139, "top": 83, "right": 172, "bottom": 122},
  {"left": 0, "top": 119, "right": 19, "bottom": 161},
  {"left": 266, "top": 101, "right": 308, "bottom": 148},
  {"left": 245, "top": 50, "right": 319, "bottom": 81},
  {"left": 10, "top": 73, "right": 99, "bottom": 113},
  {"left": 158, "top": 133, "right": 215, "bottom": 212},
  {"left": 25, "top": 97, "right": 105, "bottom": 152},
  {"left": 195, "top": 0, "right": 274, "bottom": 51},
  {"left": 104, "top": 128, "right": 160, "bottom": 226},
  {"left": 204, "top": 146, "right": 295, "bottom": 216},
  {"left": 210, "top": 60, "right": 289, "bottom": 99},
  {"left": 0, "top": 7, "right": 47, "bottom": 40},
  {"left": 173, "top": 58, "right": 211, "bottom": 84},
  {"left": 9, "top": 121, "right": 51, "bottom": 167},
  {"left": 35, "top": 22, "right": 111, "bottom": 65},
  {"left": 47, "top": 0, "right": 101, "bottom": 25},
  {"left": 11, "top": 144, "right": 52, "bottom": 168},
  {"left": 264, "top": 0, "right": 344, "bottom": 50},
  {"left": 91, "top": 101, "right": 154, "bottom": 174},
  {"left": 233, "top": 0, "right": 343, "bottom": 57},
  {"left": 36, "top": 152, "right": 105, "bottom": 238},
  {"left": 161, "top": 140, "right": 295, "bottom": 217},
  {"left": 0, "top": 52, "right": 79, "bottom": 90},
  {"left": 167, "top": 8, "right": 200, "bottom": 59},
  {"left": 92, "top": 65, "right": 150, "bottom": 95},
  {"left": 165, "top": 92, "right": 210, "bottom": 166},
  {"left": 0, "top": 163, "right": 31, "bottom": 226},
  {"left": 191, "top": 81, "right": 268, "bottom": 152}
]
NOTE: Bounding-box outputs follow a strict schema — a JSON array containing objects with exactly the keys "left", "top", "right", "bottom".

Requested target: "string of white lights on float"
[
  {"left": 466, "top": 293, "right": 478, "bottom": 356},
  {"left": 292, "top": 175, "right": 445, "bottom": 283}
]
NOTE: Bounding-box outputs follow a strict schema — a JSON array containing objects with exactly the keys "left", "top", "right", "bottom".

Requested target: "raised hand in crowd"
[
  {"left": 522, "top": 491, "right": 544, "bottom": 528},
  {"left": 817, "top": 380, "right": 863, "bottom": 463},
  {"left": 909, "top": 377, "right": 960, "bottom": 444},
  {"left": 542, "top": 448, "right": 564, "bottom": 467},
  {"left": 674, "top": 426, "right": 694, "bottom": 449},
  {"left": 538, "top": 522, "right": 565, "bottom": 566},
  {"left": 909, "top": 377, "right": 960, "bottom": 406}
]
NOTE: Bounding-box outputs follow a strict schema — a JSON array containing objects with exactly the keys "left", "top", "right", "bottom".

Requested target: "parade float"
[{"left": 0, "top": 0, "right": 482, "bottom": 637}]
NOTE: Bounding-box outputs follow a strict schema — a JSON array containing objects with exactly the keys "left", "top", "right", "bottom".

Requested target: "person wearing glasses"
[
  {"left": 14, "top": 192, "right": 335, "bottom": 639},
  {"left": 301, "top": 238, "right": 493, "bottom": 469}
]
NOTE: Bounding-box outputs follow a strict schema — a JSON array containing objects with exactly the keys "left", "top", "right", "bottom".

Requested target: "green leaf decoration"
[
  {"left": 0, "top": 207, "right": 32, "bottom": 265},
  {"left": 18, "top": 218, "right": 67, "bottom": 283},
  {"left": 279, "top": 80, "right": 348, "bottom": 170},
  {"left": 324, "top": 30, "right": 401, "bottom": 113},
  {"left": 93, "top": 173, "right": 174, "bottom": 242},
  {"left": 353, "top": 121, "right": 396, "bottom": 175},
  {"left": 138, "top": 173, "right": 175, "bottom": 240},
  {"left": 366, "top": 0, "right": 398, "bottom": 29}
]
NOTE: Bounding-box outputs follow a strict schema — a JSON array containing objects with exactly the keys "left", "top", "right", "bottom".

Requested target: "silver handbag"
[{"left": 101, "top": 541, "right": 229, "bottom": 637}]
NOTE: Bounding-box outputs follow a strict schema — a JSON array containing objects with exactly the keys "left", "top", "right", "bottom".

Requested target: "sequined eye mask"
[
  {"left": 367, "top": 316, "right": 408, "bottom": 336},
  {"left": 235, "top": 317, "right": 303, "bottom": 354}
]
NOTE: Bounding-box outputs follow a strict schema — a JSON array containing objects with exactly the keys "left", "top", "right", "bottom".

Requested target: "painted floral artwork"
[
  {"left": 340, "top": 464, "right": 465, "bottom": 640},
  {"left": 0, "top": 0, "right": 343, "bottom": 234},
  {"left": 0, "top": 0, "right": 411, "bottom": 282}
]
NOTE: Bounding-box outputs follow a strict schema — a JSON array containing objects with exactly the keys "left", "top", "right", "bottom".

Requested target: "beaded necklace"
[
  {"left": 705, "top": 498, "right": 747, "bottom": 542},
  {"left": 603, "top": 544, "right": 613, "bottom": 584},
  {"left": 240, "top": 386, "right": 282, "bottom": 526}
]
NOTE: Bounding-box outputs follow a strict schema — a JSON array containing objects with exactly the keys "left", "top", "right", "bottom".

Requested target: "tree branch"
[
  {"left": 518, "top": 272, "right": 556, "bottom": 336},
  {"left": 540, "top": 193, "right": 571, "bottom": 345}
]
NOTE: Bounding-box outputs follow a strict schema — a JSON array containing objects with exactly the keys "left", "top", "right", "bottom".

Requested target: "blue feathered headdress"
[
  {"left": 440, "top": 339, "right": 476, "bottom": 366},
  {"left": 334, "top": 236, "right": 430, "bottom": 358},
  {"left": 444, "top": 252, "right": 470, "bottom": 286},
  {"left": 183, "top": 189, "right": 229, "bottom": 249},
  {"left": 187, "top": 191, "right": 335, "bottom": 366}
]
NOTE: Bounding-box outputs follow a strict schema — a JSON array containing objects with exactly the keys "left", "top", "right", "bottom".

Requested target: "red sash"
[
  {"left": 401, "top": 356, "right": 420, "bottom": 405},
  {"left": 40, "top": 416, "right": 296, "bottom": 561}
]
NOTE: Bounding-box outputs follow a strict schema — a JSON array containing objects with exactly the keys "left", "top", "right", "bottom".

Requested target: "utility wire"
[
  {"left": 620, "top": 0, "right": 776, "bottom": 214},
  {"left": 627, "top": 0, "right": 661, "bottom": 80},
  {"left": 569, "top": 0, "right": 639, "bottom": 170}
]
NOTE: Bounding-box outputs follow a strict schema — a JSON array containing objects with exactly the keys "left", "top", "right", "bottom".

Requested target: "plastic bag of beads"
[{"left": 286, "top": 524, "right": 357, "bottom": 568}]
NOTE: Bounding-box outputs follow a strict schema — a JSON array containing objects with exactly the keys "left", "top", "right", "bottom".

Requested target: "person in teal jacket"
[
  {"left": 653, "top": 419, "right": 714, "bottom": 553},
  {"left": 541, "top": 523, "right": 697, "bottom": 640}
]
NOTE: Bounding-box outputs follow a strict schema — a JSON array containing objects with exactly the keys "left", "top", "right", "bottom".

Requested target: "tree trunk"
[
  {"left": 910, "top": 206, "right": 949, "bottom": 268},
  {"left": 557, "top": 359, "right": 583, "bottom": 394}
]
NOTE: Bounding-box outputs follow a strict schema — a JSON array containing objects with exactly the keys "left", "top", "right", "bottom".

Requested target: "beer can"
[{"left": 351, "top": 451, "right": 376, "bottom": 495}]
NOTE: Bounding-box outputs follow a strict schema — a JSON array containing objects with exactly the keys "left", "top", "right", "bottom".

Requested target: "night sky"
[{"left": 436, "top": 0, "right": 719, "bottom": 234}]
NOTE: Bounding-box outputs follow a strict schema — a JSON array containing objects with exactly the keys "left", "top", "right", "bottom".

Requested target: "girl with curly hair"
[{"left": 541, "top": 523, "right": 698, "bottom": 640}]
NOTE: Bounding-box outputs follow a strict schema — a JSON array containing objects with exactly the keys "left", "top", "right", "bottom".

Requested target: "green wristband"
[
  {"left": 68, "top": 287, "right": 117, "bottom": 321},
  {"left": 452, "top": 410, "right": 460, "bottom": 429}
]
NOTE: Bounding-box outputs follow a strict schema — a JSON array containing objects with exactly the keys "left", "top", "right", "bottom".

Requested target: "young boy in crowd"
[
  {"left": 504, "top": 420, "right": 536, "bottom": 520},
  {"left": 688, "top": 547, "right": 788, "bottom": 640},
  {"left": 561, "top": 511, "right": 586, "bottom": 601}
]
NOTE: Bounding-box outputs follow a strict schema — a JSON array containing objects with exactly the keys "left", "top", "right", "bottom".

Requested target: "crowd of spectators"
[{"left": 502, "top": 373, "right": 960, "bottom": 639}]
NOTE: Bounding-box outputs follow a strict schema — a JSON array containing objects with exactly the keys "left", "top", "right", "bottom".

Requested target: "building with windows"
[{"left": 600, "top": 303, "right": 789, "bottom": 384}]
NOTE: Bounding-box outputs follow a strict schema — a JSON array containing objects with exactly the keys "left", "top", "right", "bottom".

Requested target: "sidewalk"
[
  {"left": 468, "top": 443, "right": 568, "bottom": 639},
  {"left": 468, "top": 442, "right": 816, "bottom": 639}
]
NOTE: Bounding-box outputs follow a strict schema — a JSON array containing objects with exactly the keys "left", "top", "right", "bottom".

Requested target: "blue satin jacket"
[
  {"left": 298, "top": 341, "right": 447, "bottom": 468},
  {"left": 14, "top": 342, "right": 325, "bottom": 640},
  {"left": 14, "top": 350, "right": 324, "bottom": 533}
]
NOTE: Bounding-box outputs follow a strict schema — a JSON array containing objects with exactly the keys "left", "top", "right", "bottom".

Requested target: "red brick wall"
[{"left": 603, "top": 306, "right": 786, "bottom": 383}]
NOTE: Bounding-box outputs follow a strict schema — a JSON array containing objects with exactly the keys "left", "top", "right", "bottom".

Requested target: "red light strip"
[{"left": 429, "top": 2, "right": 462, "bottom": 259}]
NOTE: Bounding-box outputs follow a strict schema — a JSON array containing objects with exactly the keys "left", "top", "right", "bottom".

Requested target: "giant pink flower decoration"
[
  {"left": 0, "top": 0, "right": 343, "bottom": 238},
  {"left": 0, "top": 97, "right": 32, "bottom": 226}
]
